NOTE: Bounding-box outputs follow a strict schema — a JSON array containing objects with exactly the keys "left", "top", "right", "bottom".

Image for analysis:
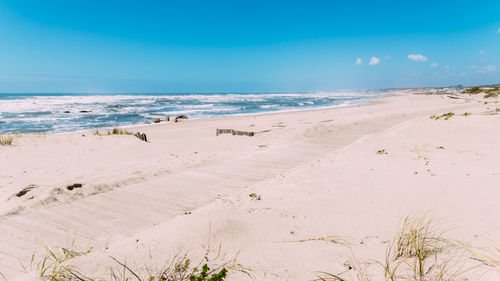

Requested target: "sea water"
[{"left": 0, "top": 91, "right": 390, "bottom": 133}]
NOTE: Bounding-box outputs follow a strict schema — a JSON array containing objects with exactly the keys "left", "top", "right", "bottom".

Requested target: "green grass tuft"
[
  {"left": 430, "top": 112, "right": 455, "bottom": 120},
  {"left": 484, "top": 92, "right": 499, "bottom": 98},
  {"left": 107, "top": 253, "right": 230, "bottom": 281},
  {"left": 462, "top": 85, "right": 500, "bottom": 98},
  {"left": 463, "top": 86, "right": 482, "bottom": 95},
  {"left": 29, "top": 245, "right": 232, "bottom": 281},
  {"left": 249, "top": 193, "right": 262, "bottom": 201}
]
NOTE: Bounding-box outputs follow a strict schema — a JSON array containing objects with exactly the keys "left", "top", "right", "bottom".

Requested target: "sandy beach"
[{"left": 1, "top": 92, "right": 500, "bottom": 280}]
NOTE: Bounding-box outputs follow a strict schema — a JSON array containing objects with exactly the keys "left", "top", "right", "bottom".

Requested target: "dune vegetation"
[
  {"left": 30, "top": 240, "right": 232, "bottom": 281},
  {"left": 463, "top": 85, "right": 500, "bottom": 98},
  {"left": 318, "top": 216, "right": 500, "bottom": 281},
  {"left": 429, "top": 112, "right": 455, "bottom": 120},
  {"left": 26, "top": 215, "right": 500, "bottom": 281},
  {"left": 0, "top": 135, "right": 13, "bottom": 146},
  {"left": 94, "top": 128, "right": 133, "bottom": 136}
]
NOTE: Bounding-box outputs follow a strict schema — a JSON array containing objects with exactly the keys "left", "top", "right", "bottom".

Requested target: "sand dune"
[{"left": 1, "top": 93, "right": 499, "bottom": 280}]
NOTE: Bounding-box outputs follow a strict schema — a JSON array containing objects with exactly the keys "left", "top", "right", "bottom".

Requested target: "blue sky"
[{"left": 0, "top": 0, "right": 499, "bottom": 93}]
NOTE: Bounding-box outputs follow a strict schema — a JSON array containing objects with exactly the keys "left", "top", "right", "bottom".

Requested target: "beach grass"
[
  {"left": 31, "top": 242, "right": 92, "bottom": 281},
  {"left": 484, "top": 92, "right": 499, "bottom": 98},
  {"left": 381, "top": 216, "right": 452, "bottom": 281},
  {"left": 23, "top": 217, "right": 500, "bottom": 281},
  {"left": 94, "top": 128, "right": 133, "bottom": 136},
  {"left": 317, "top": 215, "right": 497, "bottom": 281},
  {"left": 108, "top": 255, "right": 228, "bottom": 281},
  {"left": 430, "top": 112, "right": 454, "bottom": 120},
  {"left": 0, "top": 135, "right": 13, "bottom": 145},
  {"left": 31, "top": 245, "right": 230, "bottom": 281},
  {"left": 463, "top": 85, "right": 500, "bottom": 98},
  {"left": 463, "top": 86, "right": 482, "bottom": 95}
]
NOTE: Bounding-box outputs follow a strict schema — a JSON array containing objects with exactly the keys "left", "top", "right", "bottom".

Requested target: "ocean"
[{"left": 0, "top": 91, "right": 389, "bottom": 133}]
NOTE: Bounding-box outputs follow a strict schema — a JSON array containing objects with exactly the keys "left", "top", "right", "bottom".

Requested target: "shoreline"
[
  {"left": 55, "top": 94, "right": 388, "bottom": 136},
  {"left": 2, "top": 92, "right": 394, "bottom": 136},
  {"left": 70, "top": 100, "right": 369, "bottom": 134}
]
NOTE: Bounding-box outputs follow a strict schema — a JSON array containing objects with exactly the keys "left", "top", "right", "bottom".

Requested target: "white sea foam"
[
  {"left": 260, "top": 104, "right": 280, "bottom": 108},
  {"left": 0, "top": 91, "right": 388, "bottom": 133}
]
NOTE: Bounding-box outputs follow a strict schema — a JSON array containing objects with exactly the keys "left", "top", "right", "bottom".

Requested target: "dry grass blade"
[
  {"left": 110, "top": 256, "right": 143, "bottom": 281},
  {"left": 278, "top": 235, "right": 352, "bottom": 247},
  {"left": 61, "top": 266, "right": 94, "bottom": 281},
  {"left": 31, "top": 243, "right": 93, "bottom": 281},
  {"left": 461, "top": 241, "right": 500, "bottom": 268},
  {"left": 315, "top": 271, "right": 347, "bottom": 281}
]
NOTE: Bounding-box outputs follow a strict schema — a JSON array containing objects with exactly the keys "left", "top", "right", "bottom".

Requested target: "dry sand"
[{"left": 1, "top": 93, "right": 500, "bottom": 280}]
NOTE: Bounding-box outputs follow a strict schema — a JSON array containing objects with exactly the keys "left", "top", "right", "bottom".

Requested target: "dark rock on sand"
[
  {"left": 153, "top": 118, "right": 161, "bottom": 123},
  {"left": 79, "top": 110, "right": 91, "bottom": 113},
  {"left": 16, "top": 184, "right": 37, "bottom": 197},
  {"left": 165, "top": 115, "right": 170, "bottom": 122},
  {"left": 63, "top": 110, "right": 71, "bottom": 113},
  {"left": 174, "top": 115, "right": 188, "bottom": 122},
  {"left": 66, "top": 183, "right": 83, "bottom": 191}
]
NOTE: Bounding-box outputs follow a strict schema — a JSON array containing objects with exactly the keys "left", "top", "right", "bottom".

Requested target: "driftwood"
[
  {"left": 479, "top": 110, "right": 499, "bottom": 116},
  {"left": 216, "top": 129, "right": 233, "bottom": 135},
  {"left": 216, "top": 128, "right": 255, "bottom": 137},
  {"left": 134, "top": 132, "right": 148, "bottom": 142}
]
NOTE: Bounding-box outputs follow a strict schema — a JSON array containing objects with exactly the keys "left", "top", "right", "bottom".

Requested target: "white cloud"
[
  {"left": 486, "top": 65, "right": 497, "bottom": 72},
  {"left": 356, "top": 58, "right": 362, "bottom": 65},
  {"left": 408, "top": 54, "right": 428, "bottom": 62},
  {"left": 444, "top": 65, "right": 451, "bottom": 70},
  {"left": 497, "top": 28, "right": 500, "bottom": 33},
  {"left": 479, "top": 50, "right": 485, "bottom": 55},
  {"left": 430, "top": 63, "right": 439, "bottom": 68},
  {"left": 369, "top": 57, "right": 380, "bottom": 65},
  {"left": 473, "top": 65, "right": 497, "bottom": 73}
]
